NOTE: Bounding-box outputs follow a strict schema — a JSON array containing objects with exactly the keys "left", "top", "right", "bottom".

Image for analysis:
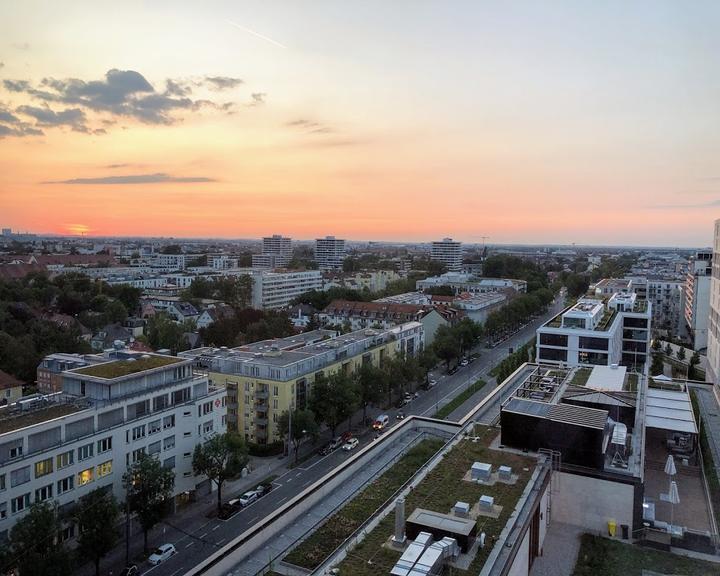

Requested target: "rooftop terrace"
[
  {"left": 71, "top": 354, "right": 183, "bottom": 379},
  {"left": 0, "top": 400, "right": 89, "bottom": 435}
]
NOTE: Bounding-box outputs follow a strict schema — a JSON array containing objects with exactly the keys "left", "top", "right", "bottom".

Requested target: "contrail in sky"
[{"left": 227, "top": 19, "right": 287, "bottom": 49}]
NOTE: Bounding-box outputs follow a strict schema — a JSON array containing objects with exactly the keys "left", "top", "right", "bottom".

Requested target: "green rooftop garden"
[
  {"left": 73, "top": 355, "right": 182, "bottom": 379},
  {"left": 573, "top": 533, "right": 720, "bottom": 576},
  {"left": 329, "top": 426, "right": 536, "bottom": 575},
  {"left": 570, "top": 368, "right": 592, "bottom": 387},
  {"left": 595, "top": 309, "right": 617, "bottom": 331}
]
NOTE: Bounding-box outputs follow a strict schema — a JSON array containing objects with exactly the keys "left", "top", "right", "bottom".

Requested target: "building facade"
[
  {"left": 536, "top": 292, "right": 651, "bottom": 372},
  {"left": 250, "top": 270, "right": 322, "bottom": 309},
  {"left": 430, "top": 238, "right": 463, "bottom": 272},
  {"left": 180, "top": 322, "right": 424, "bottom": 444},
  {"left": 416, "top": 272, "right": 527, "bottom": 294},
  {"left": 0, "top": 353, "right": 226, "bottom": 538},
  {"left": 684, "top": 251, "right": 712, "bottom": 351},
  {"left": 707, "top": 220, "right": 720, "bottom": 384},
  {"left": 314, "top": 236, "right": 346, "bottom": 270}
]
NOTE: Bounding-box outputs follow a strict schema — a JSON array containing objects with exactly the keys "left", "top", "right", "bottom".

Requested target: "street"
[{"left": 91, "top": 297, "right": 565, "bottom": 576}]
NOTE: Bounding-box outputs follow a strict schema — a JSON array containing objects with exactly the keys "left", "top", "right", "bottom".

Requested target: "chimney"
[{"left": 393, "top": 498, "right": 406, "bottom": 545}]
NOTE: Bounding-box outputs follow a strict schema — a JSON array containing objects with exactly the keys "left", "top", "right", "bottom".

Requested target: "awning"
[{"left": 645, "top": 388, "right": 698, "bottom": 435}]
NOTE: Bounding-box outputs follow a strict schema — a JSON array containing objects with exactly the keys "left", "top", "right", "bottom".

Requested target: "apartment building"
[
  {"left": 0, "top": 353, "right": 226, "bottom": 538},
  {"left": 536, "top": 292, "right": 651, "bottom": 371},
  {"left": 685, "top": 251, "right": 712, "bottom": 351},
  {"left": 250, "top": 269, "right": 322, "bottom": 309},
  {"left": 153, "top": 253, "right": 187, "bottom": 270},
  {"left": 430, "top": 238, "right": 463, "bottom": 272},
  {"left": 314, "top": 236, "right": 346, "bottom": 270},
  {"left": 180, "top": 322, "right": 424, "bottom": 443},
  {"left": 416, "top": 272, "right": 527, "bottom": 294},
  {"left": 209, "top": 255, "right": 239, "bottom": 270},
  {"left": 252, "top": 235, "right": 292, "bottom": 269},
  {"left": 707, "top": 220, "right": 720, "bottom": 384}
]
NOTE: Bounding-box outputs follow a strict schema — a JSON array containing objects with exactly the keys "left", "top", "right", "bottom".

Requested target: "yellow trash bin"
[{"left": 608, "top": 519, "right": 617, "bottom": 537}]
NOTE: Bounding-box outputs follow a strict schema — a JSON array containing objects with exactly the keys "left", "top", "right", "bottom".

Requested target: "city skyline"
[{"left": 1, "top": 1, "right": 719, "bottom": 246}]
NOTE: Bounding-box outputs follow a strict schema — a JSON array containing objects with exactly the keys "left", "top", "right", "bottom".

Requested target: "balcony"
[{"left": 255, "top": 390, "right": 269, "bottom": 400}]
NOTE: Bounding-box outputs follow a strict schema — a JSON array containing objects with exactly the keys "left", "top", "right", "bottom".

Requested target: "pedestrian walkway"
[{"left": 529, "top": 522, "right": 584, "bottom": 576}]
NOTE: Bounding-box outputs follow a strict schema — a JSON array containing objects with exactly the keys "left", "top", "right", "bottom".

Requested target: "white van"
[{"left": 372, "top": 414, "right": 390, "bottom": 430}]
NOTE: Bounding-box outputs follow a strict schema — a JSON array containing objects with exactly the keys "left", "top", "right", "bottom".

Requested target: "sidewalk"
[{"left": 76, "top": 454, "right": 293, "bottom": 576}]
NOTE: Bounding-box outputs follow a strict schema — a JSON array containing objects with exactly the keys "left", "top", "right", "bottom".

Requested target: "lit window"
[
  {"left": 97, "top": 461, "right": 112, "bottom": 477},
  {"left": 77, "top": 468, "right": 94, "bottom": 486},
  {"left": 56, "top": 451, "right": 73, "bottom": 469},
  {"left": 34, "top": 458, "right": 53, "bottom": 478}
]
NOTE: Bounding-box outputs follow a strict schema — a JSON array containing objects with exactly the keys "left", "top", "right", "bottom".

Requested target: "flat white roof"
[
  {"left": 586, "top": 365, "right": 627, "bottom": 392},
  {"left": 645, "top": 388, "right": 698, "bottom": 434}
]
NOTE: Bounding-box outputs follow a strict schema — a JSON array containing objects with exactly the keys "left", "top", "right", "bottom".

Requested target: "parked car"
[
  {"left": 329, "top": 436, "right": 344, "bottom": 450},
  {"left": 148, "top": 544, "right": 176, "bottom": 565},
  {"left": 372, "top": 414, "right": 389, "bottom": 430},
  {"left": 342, "top": 438, "right": 360, "bottom": 451},
  {"left": 219, "top": 498, "right": 243, "bottom": 519},
  {"left": 396, "top": 410, "right": 405, "bottom": 420},
  {"left": 239, "top": 490, "right": 260, "bottom": 507},
  {"left": 255, "top": 483, "right": 273, "bottom": 497},
  {"left": 428, "top": 379, "right": 437, "bottom": 388},
  {"left": 460, "top": 359, "right": 469, "bottom": 366},
  {"left": 120, "top": 565, "right": 138, "bottom": 576}
]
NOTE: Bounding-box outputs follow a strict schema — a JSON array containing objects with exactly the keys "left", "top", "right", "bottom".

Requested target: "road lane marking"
[
  {"left": 212, "top": 524, "right": 221, "bottom": 531},
  {"left": 185, "top": 541, "right": 194, "bottom": 548}
]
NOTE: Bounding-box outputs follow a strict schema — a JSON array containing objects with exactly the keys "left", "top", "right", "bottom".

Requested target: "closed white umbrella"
[
  {"left": 665, "top": 454, "right": 677, "bottom": 477},
  {"left": 669, "top": 480, "right": 680, "bottom": 532}
]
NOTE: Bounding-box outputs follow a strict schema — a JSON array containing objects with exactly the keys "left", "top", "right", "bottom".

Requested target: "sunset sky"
[{"left": 0, "top": 1, "right": 718, "bottom": 246}]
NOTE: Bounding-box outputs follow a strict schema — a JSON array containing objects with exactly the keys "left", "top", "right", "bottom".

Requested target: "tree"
[
  {"left": 418, "top": 348, "right": 438, "bottom": 386},
  {"left": 355, "top": 363, "right": 387, "bottom": 423},
  {"left": 424, "top": 285, "right": 454, "bottom": 296},
  {"left": 278, "top": 409, "right": 319, "bottom": 462},
  {"left": 192, "top": 433, "right": 249, "bottom": 515},
  {"left": 75, "top": 488, "right": 120, "bottom": 576},
  {"left": 433, "top": 325, "right": 461, "bottom": 371},
  {"left": 651, "top": 353, "right": 664, "bottom": 376},
  {"left": 651, "top": 338, "right": 661, "bottom": 352},
  {"left": 676, "top": 346, "right": 686, "bottom": 362},
  {"left": 689, "top": 351, "right": 701, "bottom": 380},
  {"left": 310, "top": 372, "right": 359, "bottom": 436},
  {"left": 4, "top": 501, "right": 73, "bottom": 576},
  {"left": 664, "top": 342, "right": 673, "bottom": 356},
  {"left": 124, "top": 453, "right": 175, "bottom": 553},
  {"left": 145, "top": 313, "right": 188, "bottom": 353}
]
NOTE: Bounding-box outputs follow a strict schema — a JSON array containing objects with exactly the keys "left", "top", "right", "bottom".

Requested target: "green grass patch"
[
  {"left": 335, "top": 426, "right": 536, "bottom": 575},
  {"left": 434, "top": 379, "right": 487, "bottom": 420},
  {"left": 283, "top": 438, "right": 446, "bottom": 570},
  {"left": 570, "top": 368, "right": 592, "bottom": 387},
  {"left": 690, "top": 390, "right": 720, "bottom": 530},
  {"left": 573, "top": 533, "right": 720, "bottom": 576},
  {"left": 74, "top": 355, "right": 182, "bottom": 378}
]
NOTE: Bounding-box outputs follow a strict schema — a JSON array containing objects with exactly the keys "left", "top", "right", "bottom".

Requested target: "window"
[
  {"left": 131, "top": 448, "right": 145, "bottom": 463},
  {"left": 97, "top": 461, "right": 112, "bottom": 477},
  {"left": 163, "top": 435, "right": 175, "bottom": 451},
  {"left": 273, "top": 386, "right": 279, "bottom": 397},
  {"left": 0, "top": 474, "right": 5, "bottom": 491},
  {"left": 153, "top": 394, "right": 169, "bottom": 411},
  {"left": 11, "top": 494, "right": 30, "bottom": 514},
  {"left": 60, "top": 525, "right": 75, "bottom": 542},
  {"left": 78, "top": 443, "right": 93, "bottom": 461},
  {"left": 183, "top": 410, "right": 191, "bottom": 417},
  {"left": 148, "top": 441, "right": 161, "bottom": 455},
  {"left": 57, "top": 476, "right": 74, "bottom": 494},
  {"left": 183, "top": 452, "right": 191, "bottom": 458},
  {"left": 202, "top": 401, "right": 213, "bottom": 415},
  {"left": 132, "top": 425, "right": 146, "bottom": 441},
  {"left": 34, "top": 458, "right": 53, "bottom": 478},
  {"left": 9, "top": 446, "right": 22, "bottom": 459},
  {"left": 56, "top": 450, "right": 73, "bottom": 469},
  {"left": 163, "top": 456, "right": 175, "bottom": 469},
  {"left": 163, "top": 414, "right": 175, "bottom": 429},
  {"left": 90, "top": 441, "right": 106, "bottom": 458},
  {"left": 10, "top": 467, "right": 30, "bottom": 488},
  {"left": 35, "top": 484, "right": 52, "bottom": 503},
  {"left": 148, "top": 420, "right": 161, "bottom": 435},
  {"left": 77, "top": 468, "right": 94, "bottom": 486},
  {"left": 272, "top": 399, "right": 279, "bottom": 410},
  {"left": 0, "top": 502, "right": 6, "bottom": 520},
  {"left": 203, "top": 421, "right": 213, "bottom": 434},
  {"left": 183, "top": 431, "right": 191, "bottom": 437},
  {"left": 578, "top": 336, "right": 609, "bottom": 351},
  {"left": 539, "top": 333, "right": 568, "bottom": 347},
  {"left": 538, "top": 347, "right": 567, "bottom": 362}
]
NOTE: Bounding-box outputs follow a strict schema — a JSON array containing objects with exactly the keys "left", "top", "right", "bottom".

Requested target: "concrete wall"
[
  {"left": 553, "top": 471, "right": 634, "bottom": 534},
  {"left": 506, "top": 530, "right": 530, "bottom": 576}
]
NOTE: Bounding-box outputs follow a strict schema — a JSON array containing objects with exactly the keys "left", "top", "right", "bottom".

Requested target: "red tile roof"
[{"left": 0, "top": 370, "right": 23, "bottom": 390}]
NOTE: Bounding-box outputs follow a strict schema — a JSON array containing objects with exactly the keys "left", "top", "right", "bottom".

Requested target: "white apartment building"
[
  {"left": 153, "top": 253, "right": 187, "bottom": 270},
  {"left": 416, "top": 272, "right": 527, "bottom": 294},
  {"left": 685, "top": 251, "right": 712, "bottom": 351},
  {"left": 209, "top": 255, "right": 239, "bottom": 270},
  {"left": 250, "top": 270, "right": 322, "bottom": 309},
  {"left": 252, "top": 235, "right": 292, "bottom": 269},
  {"left": 0, "top": 353, "right": 226, "bottom": 539},
  {"left": 707, "top": 220, "right": 720, "bottom": 384},
  {"left": 430, "top": 238, "right": 463, "bottom": 272},
  {"left": 536, "top": 292, "right": 651, "bottom": 371},
  {"left": 314, "top": 236, "right": 346, "bottom": 270}
]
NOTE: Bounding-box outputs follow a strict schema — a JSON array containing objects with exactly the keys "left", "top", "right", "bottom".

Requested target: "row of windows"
[{"left": 2, "top": 461, "right": 113, "bottom": 518}]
